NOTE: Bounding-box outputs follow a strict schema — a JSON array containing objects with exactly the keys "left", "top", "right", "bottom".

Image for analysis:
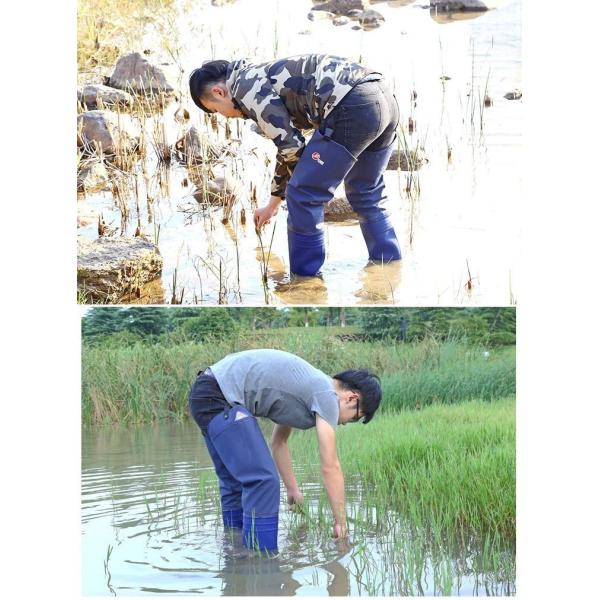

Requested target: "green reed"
[
  {"left": 82, "top": 327, "right": 514, "bottom": 426},
  {"left": 287, "top": 398, "right": 515, "bottom": 540}
]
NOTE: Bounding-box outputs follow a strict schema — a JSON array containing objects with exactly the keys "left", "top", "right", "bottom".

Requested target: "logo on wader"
[{"left": 312, "top": 152, "right": 324, "bottom": 166}]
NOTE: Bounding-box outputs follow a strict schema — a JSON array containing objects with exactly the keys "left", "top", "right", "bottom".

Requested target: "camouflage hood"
[{"left": 225, "top": 54, "right": 381, "bottom": 198}]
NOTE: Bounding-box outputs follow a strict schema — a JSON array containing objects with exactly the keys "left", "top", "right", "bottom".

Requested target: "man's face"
[
  {"left": 201, "top": 84, "right": 244, "bottom": 118},
  {"left": 337, "top": 390, "right": 363, "bottom": 426}
]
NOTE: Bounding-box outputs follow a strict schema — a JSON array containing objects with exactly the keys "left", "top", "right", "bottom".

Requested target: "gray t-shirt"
[{"left": 208, "top": 349, "right": 339, "bottom": 430}]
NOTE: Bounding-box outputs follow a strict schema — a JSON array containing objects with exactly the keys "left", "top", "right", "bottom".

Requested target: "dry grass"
[{"left": 77, "top": 0, "right": 175, "bottom": 74}]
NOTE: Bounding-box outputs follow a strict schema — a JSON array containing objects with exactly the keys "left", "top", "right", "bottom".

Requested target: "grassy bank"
[
  {"left": 287, "top": 398, "right": 515, "bottom": 540},
  {"left": 82, "top": 327, "right": 515, "bottom": 426}
]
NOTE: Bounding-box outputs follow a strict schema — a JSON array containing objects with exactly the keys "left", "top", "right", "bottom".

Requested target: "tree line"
[{"left": 82, "top": 307, "right": 515, "bottom": 347}]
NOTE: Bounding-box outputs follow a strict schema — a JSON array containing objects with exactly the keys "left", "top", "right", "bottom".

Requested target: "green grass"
[
  {"left": 82, "top": 328, "right": 515, "bottom": 425},
  {"left": 287, "top": 398, "right": 515, "bottom": 540},
  {"left": 192, "top": 397, "right": 516, "bottom": 594}
]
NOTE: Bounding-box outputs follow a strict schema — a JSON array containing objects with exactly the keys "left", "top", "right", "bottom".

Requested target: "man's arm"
[
  {"left": 236, "top": 84, "right": 305, "bottom": 199},
  {"left": 270, "top": 424, "right": 303, "bottom": 504},
  {"left": 315, "top": 415, "right": 347, "bottom": 537}
]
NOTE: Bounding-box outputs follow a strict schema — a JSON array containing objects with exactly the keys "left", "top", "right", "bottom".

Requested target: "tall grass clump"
[
  {"left": 82, "top": 328, "right": 514, "bottom": 426},
  {"left": 287, "top": 398, "right": 515, "bottom": 541}
]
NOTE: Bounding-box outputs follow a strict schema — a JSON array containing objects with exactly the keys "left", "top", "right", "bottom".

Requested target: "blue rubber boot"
[
  {"left": 287, "top": 129, "right": 357, "bottom": 275},
  {"left": 206, "top": 405, "right": 280, "bottom": 552},
  {"left": 344, "top": 140, "right": 401, "bottom": 262}
]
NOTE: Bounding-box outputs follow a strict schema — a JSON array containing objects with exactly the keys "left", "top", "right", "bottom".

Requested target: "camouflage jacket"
[{"left": 225, "top": 54, "right": 381, "bottom": 198}]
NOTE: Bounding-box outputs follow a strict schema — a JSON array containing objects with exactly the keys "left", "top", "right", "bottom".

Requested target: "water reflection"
[
  {"left": 82, "top": 416, "right": 515, "bottom": 595},
  {"left": 218, "top": 532, "right": 301, "bottom": 596},
  {"left": 355, "top": 260, "right": 403, "bottom": 304},
  {"left": 429, "top": 9, "right": 493, "bottom": 25}
]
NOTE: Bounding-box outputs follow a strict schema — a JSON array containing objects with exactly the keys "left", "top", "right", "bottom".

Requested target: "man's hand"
[
  {"left": 287, "top": 488, "right": 304, "bottom": 512},
  {"left": 254, "top": 195, "right": 283, "bottom": 230},
  {"left": 332, "top": 522, "right": 348, "bottom": 539}
]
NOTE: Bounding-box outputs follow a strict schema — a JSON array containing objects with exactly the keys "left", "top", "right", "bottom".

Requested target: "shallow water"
[
  {"left": 82, "top": 421, "right": 515, "bottom": 596},
  {"left": 78, "top": 0, "right": 521, "bottom": 305}
]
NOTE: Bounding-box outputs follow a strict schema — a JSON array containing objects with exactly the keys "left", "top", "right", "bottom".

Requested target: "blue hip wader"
[
  {"left": 204, "top": 405, "right": 280, "bottom": 552},
  {"left": 344, "top": 139, "right": 402, "bottom": 262},
  {"left": 286, "top": 128, "right": 401, "bottom": 276},
  {"left": 286, "top": 128, "right": 357, "bottom": 276}
]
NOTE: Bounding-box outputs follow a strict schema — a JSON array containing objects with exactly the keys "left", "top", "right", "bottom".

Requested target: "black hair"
[
  {"left": 189, "top": 60, "right": 230, "bottom": 113},
  {"left": 333, "top": 369, "right": 382, "bottom": 424}
]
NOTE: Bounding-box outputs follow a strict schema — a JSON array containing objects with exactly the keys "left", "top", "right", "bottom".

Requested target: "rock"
[
  {"left": 324, "top": 195, "right": 357, "bottom": 221},
  {"left": 77, "top": 236, "right": 163, "bottom": 302},
  {"left": 333, "top": 15, "right": 350, "bottom": 25},
  {"left": 387, "top": 147, "right": 427, "bottom": 171},
  {"left": 347, "top": 9, "right": 364, "bottom": 18},
  {"left": 211, "top": 0, "right": 238, "bottom": 5},
  {"left": 174, "top": 126, "right": 227, "bottom": 164},
  {"left": 77, "top": 159, "right": 110, "bottom": 193},
  {"left": 77, "top": 110, "right": 141, "bottom": 156},
  {"left": 312, "top": 0, "right": 365, "bottom": 15},
  {"left": 108, "top": 52, "right": 175, "bottom": 96},
  {"left": 504, "top": 89, "right": 522, "bottom": 100},
  {"left": 187, "top": 139, "right": 271, "bottom": 213},
  {"left": 359, "top": 9, "right": 385, "bottom": 28},
  {"left": 77, "top": 84, "right": 135, "bottom": 110},
  {"left": 308, "top": 10, "right": 335, "bottom": 20},
  {"left": 430, "top": 0, "right": 489, "bottom": 11},
  {"left": 189, "top": 166, "right": 242, "bottom": 207},
  {"left": 351, "top": 25, "right": 363, "bottom": 30}
]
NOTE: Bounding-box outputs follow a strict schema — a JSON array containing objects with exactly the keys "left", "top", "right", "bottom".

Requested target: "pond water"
[
  {"left": 82, "top": 421, "right": 515, "bottom": 596},
  {"left": 77, "top": 0, "right": 521, "bottom": 306}
]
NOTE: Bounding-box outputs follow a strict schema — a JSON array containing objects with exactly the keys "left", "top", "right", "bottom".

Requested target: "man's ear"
[{"left": 211, "top": 84, "right": 225, "bottom": 98}]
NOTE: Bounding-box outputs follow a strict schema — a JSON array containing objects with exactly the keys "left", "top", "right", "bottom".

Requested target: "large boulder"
[
  {"left": 77, "top": 110, "right": 140, "bottom": 156},
  {"left": 430, "top": 0, "right": 490, "bottom": 10},
  {"left": 108, "top": 52, "right": 175, "bottom": 96},
  {"left": 77, "top": 236, "right": 163, "bottom": 302},
  {"left": 77, "top": 84, "right": 135, "bottom": 110}
]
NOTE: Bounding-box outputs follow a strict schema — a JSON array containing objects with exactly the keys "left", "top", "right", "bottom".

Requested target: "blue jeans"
[{"left": 322, "top": 79, "right": 399, "bottom": 155}]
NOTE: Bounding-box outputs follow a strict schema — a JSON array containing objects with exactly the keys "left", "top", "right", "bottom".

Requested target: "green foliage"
[
  {"left": 179, "top": 309, "right": 239, "bottom": 342},
  {"left": 82, "top": 326, "right": 515, "bottom": 426},
  {"left": 359, "top": 308, "right": 516, "bottom": 346},
  {"left": 125, "top": 307, "right": 169, "bottom": 336},
  {"left": 82, "top": 307, "right": 128, "bottom": 339}
]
